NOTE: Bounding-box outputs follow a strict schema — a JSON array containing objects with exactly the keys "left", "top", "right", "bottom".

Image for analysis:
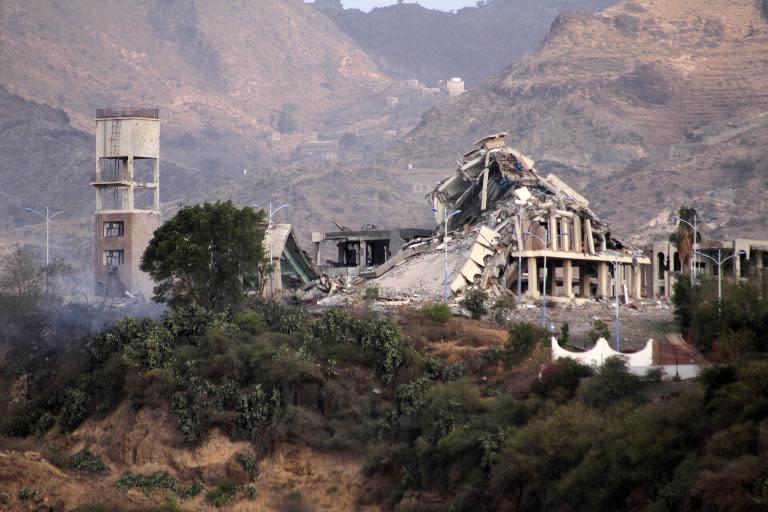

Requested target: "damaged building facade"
[
  {"left": 313, "top": 225, "right": 432, "bottom": 278},
  {"left": 653, "top": 238, "right": 768, "bottom": 298},
  {"left": 374, "top": 134, "right": 651, "bottom": 301}
]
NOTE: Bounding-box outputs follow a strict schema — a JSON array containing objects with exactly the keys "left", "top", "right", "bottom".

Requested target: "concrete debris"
[{"left": 372, "top": 133, "right": 651, "bottom": 303}]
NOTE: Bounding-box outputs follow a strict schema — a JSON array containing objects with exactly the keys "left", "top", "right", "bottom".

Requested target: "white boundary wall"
[{"left": 551, "top": 337, "right": 654, "bottom": 375}]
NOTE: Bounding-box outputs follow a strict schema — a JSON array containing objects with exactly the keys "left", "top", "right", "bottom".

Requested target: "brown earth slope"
[
  {"left": 0, "top": 0, "right": 390, "bottom": 172},
  {"left": 384, "top": 0, "right": 768, "bottom": 239}
]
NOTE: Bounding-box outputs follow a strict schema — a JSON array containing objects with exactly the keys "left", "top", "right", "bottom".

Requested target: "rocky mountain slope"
[
  {"left": 313, "top": 0, "right": 616, "bottom": 87},
  {"left": 384, "top": 0, "right": 768, "bottom": 239},
  {"left": 0, "top": 0, "right": 390, "bottom": 175}
]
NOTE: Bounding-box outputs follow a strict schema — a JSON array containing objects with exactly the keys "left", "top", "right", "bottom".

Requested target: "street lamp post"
[
  {"left": 24, "top": 206, "right": 63, "bottom": 266},
  {"left": 253, "top": 202, "right": 291, "bottom": 298},
  {"left": 515, "top": 202, "right": 532, "bottom": 305},
  {"left": 694, "top": 249, "right": 746, "bottom": 315},
  {"left": 522, "top": 231, "right": 567, "bottom": 328},
  {"left": 161, "top": 203, "right": 184, "bottom": 216},
  {"left": 672, "top": 214, "right": 717, "bottom": 282},
  {"left": 432, "top": 207, "right": 462, "bottom": 302}
]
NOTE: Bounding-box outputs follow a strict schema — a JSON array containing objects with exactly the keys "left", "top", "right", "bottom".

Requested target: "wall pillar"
[
  {"left": 597, "top": 262, "right": 609, "bottom": 298},
  {"left": 549, "top": 215, "right": 558, "bottom": 251},
  {"left": 573, "top": 216, "right": 583, "bottom": 253},
  {"left": 527, "top": 257, "right": 540, "bottom": 298},
  {"left": 560, "top": 218, "right": 570, "bottom": 252},
  {"left": 563, "top": 260, "right": 574, "bottom": 298},
  {"left": 632, "top": 266, "right": 643, "bottom": 300},
  {"left": 580, "top": 263, "right": 591, "bottom": 298}
]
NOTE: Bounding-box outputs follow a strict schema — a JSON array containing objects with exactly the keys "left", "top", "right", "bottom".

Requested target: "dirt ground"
[{"left": 0, "top": 403, "right": 378, "bottom": 512}]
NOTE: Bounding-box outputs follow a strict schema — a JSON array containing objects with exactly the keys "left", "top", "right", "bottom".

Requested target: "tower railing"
[{"left": 96, "top": 108, "right": 159, "bottom": 119}]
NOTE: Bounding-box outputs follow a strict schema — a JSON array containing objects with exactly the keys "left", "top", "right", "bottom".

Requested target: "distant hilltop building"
[
  {"left": 91, "top": 108, "right": 161, "bottom": 299},
  {"left": 299, "top": 139, "right": 339, "bottom": 161},
  {"left": 441, "top": 77, "right": 465, "bottom": 97}
]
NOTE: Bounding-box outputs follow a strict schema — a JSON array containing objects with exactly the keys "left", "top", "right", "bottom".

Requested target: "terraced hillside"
[
  {"left": 0, "top": 0, "right": 390, "bottom": 175},
  {"left": 384, "top": 0, "right": 768, "bottom": 238}
]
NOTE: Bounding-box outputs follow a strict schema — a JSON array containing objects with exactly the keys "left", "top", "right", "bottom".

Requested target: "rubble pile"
[{"left": 373, "top": 132, "right": 647, "bottom": 301}]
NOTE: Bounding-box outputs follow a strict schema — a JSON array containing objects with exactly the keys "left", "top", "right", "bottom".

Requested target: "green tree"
[{"left": 141, "top": 201, "right": 267, "bottom": 311}]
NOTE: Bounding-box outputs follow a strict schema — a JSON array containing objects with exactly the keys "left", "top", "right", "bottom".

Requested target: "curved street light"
[
  {"left": 24, "top": 206, "right": 63, "bottom": 265},
  {"left": 694, "top": 249, "right": 746, "bottom": 315},
  {"left": 253, "top": 202, "right": 292, "bottom": 297},
  {"left": 671, "top": 214, "right": 717, "bottom": 282},
  {"left": 161, "top": 202, "right": 184, "bottom": 216},
  {"left": 432, "top": 207, "right": 462, "bottom": 302},
  {"left": 523, "top": 231, "right": 568, "bottom": 328}
]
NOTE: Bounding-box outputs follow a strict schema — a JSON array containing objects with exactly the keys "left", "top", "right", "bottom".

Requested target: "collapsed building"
[
  {"left": 313, "top": 224, "right": 432, "bottom": 278},
  {"left": 373, "top": 133, "right": 651, "bottom": 301}
]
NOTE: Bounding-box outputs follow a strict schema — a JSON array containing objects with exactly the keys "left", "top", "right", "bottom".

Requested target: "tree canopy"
[{"left": 140, "top": 201, "right": 267, "bottom": 311}]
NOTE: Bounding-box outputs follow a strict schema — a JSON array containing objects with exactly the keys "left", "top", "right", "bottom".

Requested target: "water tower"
[{"left": 91, "top": 108, "right": 161, "bottom": 298}]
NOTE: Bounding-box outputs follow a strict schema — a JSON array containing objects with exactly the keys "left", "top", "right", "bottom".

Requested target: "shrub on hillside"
[
  {"left": 460, "top": 289, "right": 488, "bottom": 319},
  {"left": 59, "top": 388, "right": 90, "bottom": 432},
  {"left": 234, "top": 310, "right": 266, "bottom": 336},
  {"left": 586, "top": 319, "right": 610, "bottom": 343},
  {"left": 581, "top": 356, "right": 642, "bottom": 408},
  {"left": 422, "top": 302, "right": 453, "bottom": 323},
  {"left": 532, "top": 359, "right": 593, "bottom": 401},
  {"left": 206, "top": 479, "right": 236, "bottom": 507},
  {"left": 506, "top": 322, "right": 548, "bottom": 364},
  {"left": 71, "top": 449, "right": 109, "bottom": 474}
]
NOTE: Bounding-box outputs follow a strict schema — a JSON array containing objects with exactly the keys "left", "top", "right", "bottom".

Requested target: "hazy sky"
[{"left": 340, "top": 1, "right": 477, "bottom": 12}]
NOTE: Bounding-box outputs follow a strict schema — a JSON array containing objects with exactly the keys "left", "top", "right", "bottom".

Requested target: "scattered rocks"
[{"left": 23, "top": 451, "right": 41, "bottom": 462}]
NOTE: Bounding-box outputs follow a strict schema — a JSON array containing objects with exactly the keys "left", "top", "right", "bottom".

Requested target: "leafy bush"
[
  {"left": 460, "top": 288, "right": 488, "bottom": 319},
  {"left": 175, "top": 481, "right": 204, "bottom": 498},
  {"left": 586, "top": 319, "right": 610, "bottom": 343},
  {"left": 1, "top": 404, "right": 47, "bottom": 437},
  {"left": 581, "top": 356, "right": 642, "bottom": 408},
  {"left": 171, "top": 384, "right": 210, "bottom": 445},
  {"left": 244, "top": 483, "right": 258, "bottom": 500},
  {"left": 278, "top": 490, "right": 311, "bottom": 512},
  {"left": 234, "top": 311, "right": 266, "bottom": 336},
  {"left": 235, "top": 452, "right": 259, "bottom": 477},
  {"left": 206, "top": 479, "right": 236, "bottom": 507},
  {"left": 116, "top": 471, "right": 176, "bottom": 495},
  {"left": 364, "top": 285, "right": 380, "bottom": 303},
  {"left": 59, "top": 388, "right": 90, "bottom": 432},
  {"left": 250, "top": 299, "right": 307, "bottom": 334},
  {"left": 506, "top": 322, "right": 548, "bottom": 364},
  {"left": 18, "top": 487, "right": 36, "bottom": 500},
  {"left": 532, "top": 359, "right": 593, "bottom": 401},
  {"left": 422, "top": 302, "right": 453, "bottom": 323},
  {"left": 236, "top": 386, "right": 278, "bottom": 439},
  {"left": 71, "top": 449, "right": 109, "bottom": 474}
]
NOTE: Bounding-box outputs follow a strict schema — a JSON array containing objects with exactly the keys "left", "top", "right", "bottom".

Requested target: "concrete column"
[
  {"left": 125, "top": 156, "right": 134, "bottom": 210},
  {"left": 563, "top": 260, "right": 574, "bottom": 298},
  {"left": 547, "top": 262, "right": 556, "bottom": 296},
  {"left": 597, "top": 262, "right": 610, "bottom": 298},
  {"left": 549, "top": 215, "right": 558, "bottom": 251},
  {"left": 652, "top": 253, "right": 660, "bottom": 297},
  {"left": 632, "top": 266, "right": 643, "bottom": 300},
  {"left": 527, "top": 257, "right": 540, "bottom": 298},
  {"left": 573, "top": 216, "right": 583, "bottom": 253},
  {"left": 756, "top": 250, "right": 764, "bottom": 270},
  {"left": 560, "top": 218, "right": 571, "bottom": 252},
  {"left": 580, "top": 263, "right": 591, "bottom": 297},
  {"left": 153, "top": 159, "right": 160, "bottom": 211}
]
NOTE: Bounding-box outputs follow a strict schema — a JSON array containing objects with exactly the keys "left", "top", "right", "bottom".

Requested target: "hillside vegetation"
[{"left": 2, "top": 245, "right": 768, "bottom": 510}]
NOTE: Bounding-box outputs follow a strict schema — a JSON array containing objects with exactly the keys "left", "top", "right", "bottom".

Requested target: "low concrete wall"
[{"left": 551, "top": 337, "right": 654, "bottom": 375}]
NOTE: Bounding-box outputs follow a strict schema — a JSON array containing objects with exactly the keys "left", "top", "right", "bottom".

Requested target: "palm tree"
[{"left": 669, "top": 206, "right": 697, "bottom": 276}]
